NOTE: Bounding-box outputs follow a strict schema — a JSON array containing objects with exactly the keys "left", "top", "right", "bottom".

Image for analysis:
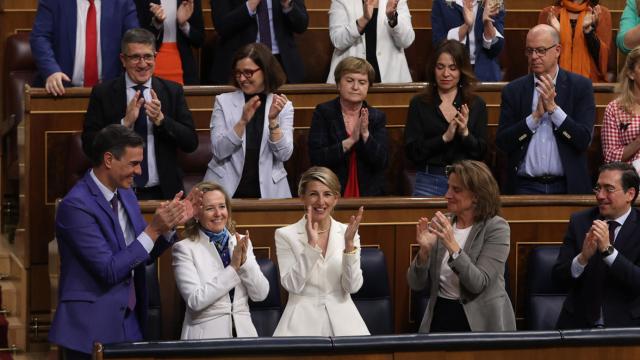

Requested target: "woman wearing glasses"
[
  {"left": 407, "top": 160, "right": 515, "bottom": 333},
  {"left": 308, "top": 57, "right": 389, "bottom": 197},
  {"left": 538, "top": 0, "right": 612, "bottom": 82},
  {"left": 602, "top": 47, "right": 640, "bottom": 168},
  {"left": 404, "top": 40, "right": 487, "bottom": 197},
  {"left": 204, "top": 43, "right": 294, "bottom": 199}
]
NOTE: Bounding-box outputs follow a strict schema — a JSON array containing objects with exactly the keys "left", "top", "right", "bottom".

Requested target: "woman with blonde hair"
[
  {"left": 601, "top": 47, "right": 640, "bottom": 164},
  {"left": 273, "top": 166, "right": 370, "bottom": 336},
  {"left": 173, "top": 181, "right": 269, "bottom": 339}
]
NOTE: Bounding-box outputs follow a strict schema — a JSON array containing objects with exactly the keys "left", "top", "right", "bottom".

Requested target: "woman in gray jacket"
[{"left": 407, "top": 160, "right": 515, "bottom": 332}]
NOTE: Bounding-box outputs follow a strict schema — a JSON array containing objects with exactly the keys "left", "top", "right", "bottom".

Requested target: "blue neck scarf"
[{"left": 201, "top": 226, "right": 231, "bottom": 267}]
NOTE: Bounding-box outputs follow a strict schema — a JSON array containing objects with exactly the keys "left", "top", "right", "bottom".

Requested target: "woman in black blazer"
[{"left": 308, "top": 57, "right": 389, "bottom": 197}]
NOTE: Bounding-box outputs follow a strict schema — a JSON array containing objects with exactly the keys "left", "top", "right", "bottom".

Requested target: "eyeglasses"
[
  {"left": 233, "top": 68, "right": 261, "bottom": 79},
  {"left": 124, "top": 53, "right": 157, "bottom": 63},
  {"left": 525, "top": 44, "right": 558, "bottom": 57},
  {"left": 592, "top": 185, "right": 622, "bottom": 195}
]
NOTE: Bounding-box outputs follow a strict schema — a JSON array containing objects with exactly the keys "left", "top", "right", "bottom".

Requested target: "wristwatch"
[
  {"left": 268, "top": 123, "right": 280, "bottom": 131},
  {"left": 601, "top": 244, "right": 614, "bottom": 257}
]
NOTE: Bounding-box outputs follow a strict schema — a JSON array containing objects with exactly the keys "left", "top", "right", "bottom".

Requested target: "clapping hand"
[
  {"left": 344, "top": 206, "right": 364, "bottom": 253},
  {"left": 359, "top": 107, "right": 370, "bottom": 142},
  {"left": 124, "top": 90, "right": 145, "bottom": 127},
  {"left": 455, "top": 104, "right": 470, "bottom": 137},
  {"left": 415, "top": 217, "right": 437, "bottom": 263},
  {"left": 305, "top": 205, "right": 320, "bottom": 248},
  {"left": 149, "top": 2, "right": 166, "bottom": 23},
  {"left": 268, "top": 94, "right": 288, "bottom": 120},
  {"left": 231, "top": 231, "right": 249, "bottom": 271},
  {"left": 145, "top": 89, "right": 164, "bottom": 125},
  {"left": 177, "top": 0, "right": 195, "bottom": 26},
  {"left": 428, "top": 211, "right": 459, "bottom": 255}
]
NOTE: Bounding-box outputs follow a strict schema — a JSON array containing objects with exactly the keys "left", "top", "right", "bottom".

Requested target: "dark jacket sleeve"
[
  {"left": 308, "top": 104, "right": 346, "bottom": 167},
  {"left": 355, "top": 107, "right": 388, "bottom": 171}
]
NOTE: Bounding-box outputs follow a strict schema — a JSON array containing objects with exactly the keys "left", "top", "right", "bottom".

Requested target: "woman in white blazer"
[
  {"left": 273, "top": 167, "right": 370, "bottom": 336},
  {"left": 204, "top": 43, "right": 294, "bottom": 199},
  {"left": 327, "top": 0, "right": 415, "bottom": 83},
  {"left": 173, "top": 181, "right": 269, "bottom": 339}
]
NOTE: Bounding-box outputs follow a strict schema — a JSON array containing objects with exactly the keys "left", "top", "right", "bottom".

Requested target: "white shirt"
[
  {"left": 445, "top": 0, "right": 503, "bottom": 64},
  {"left": 72, "top": 0, "right": 103, "bottom": 86},
  {"left": 570, "top": 207, "right": 632, "bottom": 278},
  {"left": 123, "top": 74, "right": 160, "bottom": 188},
  {"left": 246, "top": 0, "right": 291, "bottom": 54},
  {"left": 438, "top": 223, "right": 472, "bottom": 300}
]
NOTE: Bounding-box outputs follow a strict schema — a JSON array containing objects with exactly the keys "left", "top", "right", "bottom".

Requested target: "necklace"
[{"left": 317, "top": 227, "right": 330, "bottom": 234}]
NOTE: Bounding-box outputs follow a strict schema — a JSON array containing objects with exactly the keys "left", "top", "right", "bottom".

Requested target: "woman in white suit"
[
  {"left": 173, "top": 181, "right": 269, "bottom": 339},
  {"left": 273, "top": 166, "right": 370, "bottom": 336},
  {"left": 327, "top": 0, "right": 414, "bottom": 83},
  {"left": 204, "top": 43, "right": 294, "bottom": 199}
]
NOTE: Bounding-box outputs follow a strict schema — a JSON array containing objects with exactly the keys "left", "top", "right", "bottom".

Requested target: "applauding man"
[
  {"left": 496, "top": 24, "right": 595, "bottom": 195},
  {"left": 50, "top": 125, "right": 202, "bottom": 358},
  {"left": 82, "top": 28, "right": 198, "bottom": 200}
]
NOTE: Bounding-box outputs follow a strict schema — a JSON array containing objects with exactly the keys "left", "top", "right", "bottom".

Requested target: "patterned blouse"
[{"left": 602, "top": 100, "right": 640, "bottom": 163}]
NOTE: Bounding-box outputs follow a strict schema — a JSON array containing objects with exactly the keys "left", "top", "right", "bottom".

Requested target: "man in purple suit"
[
  {"left": 30, "top": 0, "right": 139, "bottom": 95},
  {"left": 49, "top": 125, "right": 199, "bottom": 359}
]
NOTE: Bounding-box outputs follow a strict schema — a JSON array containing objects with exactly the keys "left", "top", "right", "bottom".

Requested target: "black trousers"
[{"left": 430, "top": 297, "right": 471, "bottom": 332}]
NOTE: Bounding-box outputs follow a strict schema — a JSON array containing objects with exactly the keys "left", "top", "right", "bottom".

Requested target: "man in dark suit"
[
  {"left": 50, "top": 124, "right": 199, "bottom": 358},
  {"left": 30, "top": 0, "right": 139, "bottom": 95},
  {"left": 496, "top": 24, "right": 595, "bottom": 195},
  {"left": 82, "top": 28, "right": 198, "bottom": 200},
  {"left": 209, "top": 0, "right": 308, "bottom": 84},
  {"left": 553, "top": 162, "right": 640, "bottom": 328}
]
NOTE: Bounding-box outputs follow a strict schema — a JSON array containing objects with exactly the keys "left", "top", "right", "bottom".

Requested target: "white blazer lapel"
[
  {"left": 259, "top": 93, "right": 273, "bottom": 157},
  {"left": 324, "top": 218, "right": 344, "bottom": 260}
]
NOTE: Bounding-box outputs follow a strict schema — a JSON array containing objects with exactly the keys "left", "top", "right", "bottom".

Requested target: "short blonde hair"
[
  {"left": 298, "top": 166, "right": 341, "bottom": 197},
  {"left": 333, "top": 57, "right": 375, "bottom": 85},
  {"left": 182, "top": 181, "right": 236, "bottom": 240}
]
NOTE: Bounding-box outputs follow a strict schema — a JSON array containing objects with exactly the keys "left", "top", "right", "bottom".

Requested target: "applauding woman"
[
  {"left": 602, "top": 47, "right": 640, "bottom": 165},
  {"left": 273, "top": 167, "right": 370, "bottom": 336},
  {"left": 404, "top": 40, "right": 487, "bottom": 196},
  {"left": 205, "top": 43, "right": 294, "bottom": 199},
  {"left": 407, "top": 160, "right": 515, "bottom": 333},
  {"left": 327, "top": 0, "right": 414, "bottom": 83},
  {"left": 309, "top": 57, "right": 389, "bottom": 196},
  {"left": 173, "top": 181, "right": 269, "bottom": 339}
]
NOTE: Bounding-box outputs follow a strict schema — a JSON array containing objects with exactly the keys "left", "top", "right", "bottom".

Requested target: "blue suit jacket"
[
  {"left": 30, "top": 0, "right": 139, "bottom": 85},
  {"left": 49, "top": 171, "right": 172, "bottom": 353},
  {"left": 553, "top": 207, "right": 640, "bottom": 328},
  {"left": 431, "top": 0, "right": 505, "bottom": 82},
  {"left": 495, "top": 69, "right": 595, "bottom": 194}
]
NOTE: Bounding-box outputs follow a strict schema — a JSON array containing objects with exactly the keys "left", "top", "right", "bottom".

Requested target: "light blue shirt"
[{"left": 518, "top": 66, "right": 568, "bottom": 177}]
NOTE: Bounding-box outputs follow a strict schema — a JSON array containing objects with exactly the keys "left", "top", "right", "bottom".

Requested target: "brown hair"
[
  {"left": 333, "top": 56, "right": 376, "bottom": 86},
  {"left": 446, "top": 160, "right": 500, "bottom": 222},
  {"left": 298, "top": 166, "right": 341, "bottom": 197},
  {"left": 420, "top": 39, "right": 477, "bottom": 105},
  {"left": 230, "top": 43, "right": 286, "bottom": 92},
  {"left": 182, "top": 181, "right": 236, "bottom": 240}
]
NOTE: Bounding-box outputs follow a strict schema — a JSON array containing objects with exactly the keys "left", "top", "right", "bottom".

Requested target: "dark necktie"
[
  {"left": 256, "top": 0, "right": 272, "bottom": 49},
  {"left": 608, "top": 220, "right": 620, "bottom": 244},
  {"left": 132, "top": 85, "right": 149, "bottom": 188},
  {"left": 112, "top": 193, "right": 137, "bottom": 311},
  {"left": 84, "top": 0, "right": 98, "bottom": 86}
]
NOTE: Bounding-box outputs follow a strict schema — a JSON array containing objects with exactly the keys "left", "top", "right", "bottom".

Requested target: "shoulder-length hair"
[
  {"left": 420, "top": 39, "right": 477, "bottom": 105},
  {"left": 230, "top": 43, "right": 286, "bottom": 92},
  {"left": 616, "top": 46, "right": 640, "bottom": 114},
  {"left": 446, "top": 160, "right": 500, "bottom": 222},
  {"left": 181, "top": 181, "right": 236, "bottom": 240}
]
